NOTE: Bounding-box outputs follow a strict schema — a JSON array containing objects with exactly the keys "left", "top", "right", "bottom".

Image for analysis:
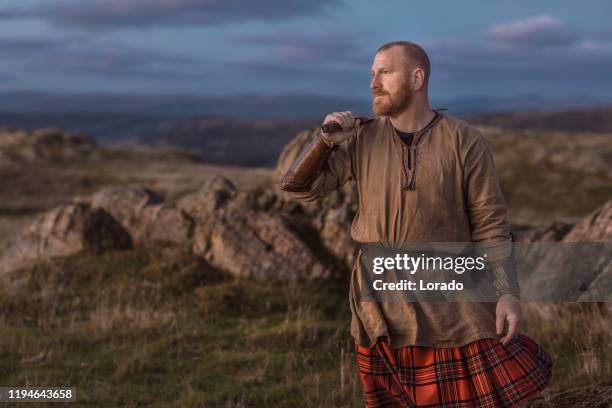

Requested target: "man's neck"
[{"left": 389, "top": 101, "right": 436, "bottom": 133}]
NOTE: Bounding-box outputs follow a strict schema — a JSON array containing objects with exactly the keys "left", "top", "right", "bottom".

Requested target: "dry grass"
[
  {"left": 522, "top": 302, "right": 612, "bottom": 390},
  {"left": 0, "top": 244, "right": 609, "bottom": 407}
]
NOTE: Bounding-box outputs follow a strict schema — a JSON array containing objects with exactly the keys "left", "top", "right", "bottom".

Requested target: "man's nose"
[{"left": 370, "top": 75, "right": 381, "bottom": 90}]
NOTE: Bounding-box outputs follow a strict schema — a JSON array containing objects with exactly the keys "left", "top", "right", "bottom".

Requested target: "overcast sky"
[{"left": 0, "top": 0, "right": 611, "bottom": 101}]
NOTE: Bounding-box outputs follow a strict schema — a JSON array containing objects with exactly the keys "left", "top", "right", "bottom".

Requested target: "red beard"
[{"left": 372, "top": 89, "right": 411, "bottom": 116}]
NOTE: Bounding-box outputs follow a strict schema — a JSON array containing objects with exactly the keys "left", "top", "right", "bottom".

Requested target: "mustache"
[{"left": 372, "top": 90, "right": 388, "bottom": 97}]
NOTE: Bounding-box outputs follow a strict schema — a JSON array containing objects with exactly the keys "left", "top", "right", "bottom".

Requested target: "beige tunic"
[{"left": 286, "top": 111, "right": 511, "bottom": 348}]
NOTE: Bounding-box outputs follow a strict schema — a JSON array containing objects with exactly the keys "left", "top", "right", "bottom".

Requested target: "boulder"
[
  {"left": 87, "top": 186, "right": 193, "bottom": 246},
  {"left": 518, "top": 198, "right": 612, "bottom": 301},
  {"left": 512, "top": 222, "right": 573, "bottom": 242},
  {"left": 0, "top": 203, "right": 131, "bottom": 275},
  {"left": 315, "top": 207, "right": 358, "bottom": 269},
  {"left": 87, "top": 187, "right": 173, "bottom": 244},
  {"left": 179, "top": 176, "right": 330, "bottom": 282},
  {"left": 562, "top": 200, "right": 612, "bottom": 242}
]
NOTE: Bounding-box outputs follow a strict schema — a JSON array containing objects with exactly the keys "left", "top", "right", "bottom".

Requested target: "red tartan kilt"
[{"left": 355, "top": 334, "right": 553, "bottom": 408}]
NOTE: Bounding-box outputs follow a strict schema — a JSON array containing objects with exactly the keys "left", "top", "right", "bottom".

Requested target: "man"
[{"left": 280, "top": 41, "right": 552, "bottom": 407}]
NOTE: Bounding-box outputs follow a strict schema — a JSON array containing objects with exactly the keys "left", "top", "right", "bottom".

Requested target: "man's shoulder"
[
  {"left": 359, "top": 115, "right": 384, "bottom": 132},
  {"left": 354, "top": 115, "right": 386, "bottom": 142},
  {"left": 440, "top": 112, "right": 478, "bottom": 133},
  {"left": 440, "top": 112, "right": 488, "bottom": 145}
]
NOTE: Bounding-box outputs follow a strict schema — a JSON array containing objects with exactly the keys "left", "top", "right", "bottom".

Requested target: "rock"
[
  {"left": 316, "top": 207, "right": 358, "bottom": 269},
  {"left": 177, "top": 175, "right": 237, "bottom": 216},
  {"left": 518, "top": 198, "right": 612, "bottom": 301},
  {"left": 562, "top": 200, "right": 612, "bottom": 242},
  {"left": 2, "top": 174, "right": 332, "bottom": 282},
  {"left": 0, "top": 203, "right": 131, "bottom": 275},
  {"left": 141, "top": 204, "right": 194, "bottom": 246},
  {"left": 273, "top": 127, "right": 361, "bottom": 270},
  {"left": 88, "top": 186, "right": 193, "bottom": 246},
  {"left": 179, "top": 176, "right": 330, "bottom": 282},
  {"left": 241, "top": 187, "right": 279, "bottom": 212},
  {"left": 512, "top": 221, "right": 573, "bottom": 242},
  {"left": 89, "top": 186, "right": 162, "bottom": 243}
]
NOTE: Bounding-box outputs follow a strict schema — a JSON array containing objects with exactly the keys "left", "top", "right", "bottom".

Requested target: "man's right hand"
[{"left": 321, "top": 111, "right": 361, "bottom": 146}]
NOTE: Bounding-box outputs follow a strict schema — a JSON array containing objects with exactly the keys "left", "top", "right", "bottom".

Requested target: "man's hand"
[
  {"left": 496, "top": 294, "right": 521, "bottom": 345},
  {"left": 320, "top": 111, "right": 361, "bottom": 147}
]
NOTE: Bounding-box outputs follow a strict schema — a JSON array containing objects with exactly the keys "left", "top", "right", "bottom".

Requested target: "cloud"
[
  {"left": 419, "top": 15, "right": 612, "bottom": 87},
  {"left": 0, "top": 0, "right": 342, "bottom": 30},
  {"left": 424, "top": 36, "right": 612, "bottom": 83},
  {"left": 230, "top": 31, "right": 371, "bottom": 65},
  {"left": 0, "top": 36, "right": 210, "bottom": 80},
  {"left": 487, "top": 15, "right": 577, "bottom": 48},
  {"left": 0, "top": 36, "right": 64, "bottom": 55},
  {"left": 40, "top": 46, "right": 205, "bottom": 79}
]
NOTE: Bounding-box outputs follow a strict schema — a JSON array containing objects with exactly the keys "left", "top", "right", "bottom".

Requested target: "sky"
[{"left": 0, "top": 0, "right": 611, "bottom": 101}]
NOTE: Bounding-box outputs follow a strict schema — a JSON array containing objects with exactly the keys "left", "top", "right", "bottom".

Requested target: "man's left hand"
[{"left": 496, "top": 294, "right": 521, "bottom": 345}]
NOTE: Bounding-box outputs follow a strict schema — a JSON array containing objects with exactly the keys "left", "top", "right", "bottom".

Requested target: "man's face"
[{"left": 370, "top": 47, "right": 411, "bottom": 116}]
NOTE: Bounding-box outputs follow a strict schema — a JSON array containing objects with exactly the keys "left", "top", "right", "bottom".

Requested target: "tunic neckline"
[{"left": 385, "top": 110, "right": 444, "bottom": 190}]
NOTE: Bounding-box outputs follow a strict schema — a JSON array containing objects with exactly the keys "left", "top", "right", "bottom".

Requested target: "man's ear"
[{"left": 412, "top": 68, "right": 425, "bottom": 91}]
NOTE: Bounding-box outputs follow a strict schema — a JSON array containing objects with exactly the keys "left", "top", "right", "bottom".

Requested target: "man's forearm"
[
  {"left": 280, "top": 133, "right": 339, "bottom": 193},
  {"left": 475, "top": 237, "right": 521, "bottom": 299}
]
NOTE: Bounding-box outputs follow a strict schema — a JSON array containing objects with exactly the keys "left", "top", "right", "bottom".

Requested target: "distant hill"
[
  {"left": 0, "top": 112, "right": 318, "bottom": 167},
  {"left": 0, "top": 91, "right": 608, "bottom": 119},
  {"left": 0, "top": 112, "right": 164, "bottom": 143},
  {"left": 3, "top": 106, "right": 612, "bottom": 168},
  {"left": 132, "top": 116, "right": 319, "bottom": 167},
  {"left": 0, "top": 92, "right": 372, "bottom": 119},
  {"left": 465, "top": 106, "right": 612, "bottom": 133}
]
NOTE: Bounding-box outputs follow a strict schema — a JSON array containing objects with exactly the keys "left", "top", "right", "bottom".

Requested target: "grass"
[
  {"left": 0, "top": 244, "right": 610, "bottom": 406},
  {"left": 0, "top": 244, "right": 362, "bottom": 407},
  {"left": 521, "top": 302, "right": 612, "bottom": 390}
]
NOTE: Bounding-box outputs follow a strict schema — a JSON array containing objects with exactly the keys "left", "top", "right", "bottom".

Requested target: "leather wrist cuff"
[
  {"left": 474, "top": 237, "right": 521, "bottom": 300},
  {"left": 491, "top": 260, "right": 521, "bottom": 299},
  {"left": 280, "top": 132, "right": 338, "bottom": 192}
]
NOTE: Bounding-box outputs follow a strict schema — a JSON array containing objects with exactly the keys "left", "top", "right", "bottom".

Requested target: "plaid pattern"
[{"left": 356, "top": 334, "right": 553, "bottom": 408}]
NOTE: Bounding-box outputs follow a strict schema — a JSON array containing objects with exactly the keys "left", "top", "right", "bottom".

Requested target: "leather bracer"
[
  {"left": 489, "top": 256, "right": 521, "bottom": 299},
  {"left": 475, "top": 237, "right": 521, "bottom": 299},
  {"left": 280, "top": 132, "right": 339, "bottom": 192}
]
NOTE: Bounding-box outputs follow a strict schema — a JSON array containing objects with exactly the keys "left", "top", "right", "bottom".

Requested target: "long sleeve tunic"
[{"left": 285, "top": 111, "right": 513, "bottom": 347}]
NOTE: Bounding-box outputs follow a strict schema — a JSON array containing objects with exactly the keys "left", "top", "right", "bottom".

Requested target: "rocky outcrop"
[
  {"left": 0, "top": 127, "right": 97, "bottom": 164},
  {"left": 274, "top": 127, "right": 360, "bottom": 270},
  {"left": 1, "top": 176, "right": 330, "bottom": 282},
  {"left": 179, "top": 176, "right": 329, "bottom": 282},
  {"left": 517, "top": 198, "right": 612, "bottom": 301},
  {"left": 562, "top": 200, "right": 612, "bottom": 242},
  {"left": 512, "top": 222, "right": 573, "bottom": 242},
  {"left": 314, "top": 207, "right": 358, "bottom": 269},
  {"left": 86, "top": 186, "right": 193, "bottom": 246},
  {"left": 0, "top": 203, "right": 132, "bottom": 274}
]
